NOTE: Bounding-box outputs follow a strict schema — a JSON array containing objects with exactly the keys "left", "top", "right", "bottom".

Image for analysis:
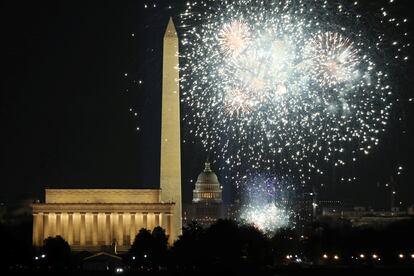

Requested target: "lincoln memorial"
[{"left": 32, "top": 189, "right": 174, "bottom": 252}]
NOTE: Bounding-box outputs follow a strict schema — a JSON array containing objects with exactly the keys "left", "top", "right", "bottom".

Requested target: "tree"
[
  {"left": 130, "top": 227, "right": 169, "bottom": 267},
  {"left": 239, "top": 224, "right": 272, "bottom": 267},
  {"left": 271, "top": 227, "right": 301, "bottom": 263},
  {"left": 130, "top": 228, "right": 153, "bottom": 261},
  {"left": 200, "top": 219, "right": 243, "bottom": 267},
  {"left": 171, "top": 221, "right": 204, "bottom": 267},
  {"left": 151, "top": 226, "right": 168, "bottom": 264},
  {"left": 42, "top": 235, "right": 71, "bottom": 268}
]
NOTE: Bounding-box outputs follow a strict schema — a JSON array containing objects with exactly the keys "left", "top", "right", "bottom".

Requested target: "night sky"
[{"left": 1, "top": 0, "right": 413, "bottom": 207}]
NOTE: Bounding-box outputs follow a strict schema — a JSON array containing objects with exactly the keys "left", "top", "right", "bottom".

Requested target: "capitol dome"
[{"left": 192, "top": 161, "right": 222, "bottom": 203}]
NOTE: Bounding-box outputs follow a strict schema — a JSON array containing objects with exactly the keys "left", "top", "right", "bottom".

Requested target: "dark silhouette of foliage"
[
  {"left": 130, "top": 228, "right": 153, "bottom": 260},
  {"left": 239, "top": 224, "right": 272, "bottom": 266},
  {"left": 171, "top": 221, "right": 204, "bottom": 267},
  {"left": 272, "top": 228, "right": 301, "bottom": 252},
  {"left": 171, "top": 219, "right": 272, "bottom": 272},
  {"left": 5, "top": 216, "right": 414, "bottom": 273},
  {"left": 42, "top": 235, "right": 71, "bottom": 268},
  {"left": 201, "top": 219, "right": 243, "bottom": 266},
  {"left": 151, "top": 226, "right": 169, "bottom": 264},
  {"left": 130, "top": 226, "right": 169, "bottom": 267}
]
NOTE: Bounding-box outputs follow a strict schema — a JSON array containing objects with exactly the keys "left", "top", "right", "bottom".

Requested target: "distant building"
[
  {"left": 291, "top": 189, "right": 316, "bottom": 233},
  {"left": 408, "top": 205, "right": 414, "bottom": 215},
  {"left": 319, "top": 205, "right": 412, "bottom": 229},
  {"left": 183, "top": 160, "right": 231, "bottom": 227},
  {"left": 317, "top": 199, "right": 343, "bottom": 216},
  {"left": 192, "top": 161, "right": 223, "bottom": 204},
  {"left": 82, "top": 252, "right": 123, "bottom": 271}
]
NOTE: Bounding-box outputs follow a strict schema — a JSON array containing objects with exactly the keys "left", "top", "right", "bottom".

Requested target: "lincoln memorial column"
[
  {"left": 61, "top": 213, "right": 68, "bottom": 240},
  {"left": 111, "top": 213, "right": 117, "bottom": 245},
  {"left": 130, "top": 213, "right": 136, "bottom": 245},
  {"left": 105, "top": 213, "right": 111, "bottom": 245},
  {"left": 37, "top": 212, "right": 44, "bottom": 246},
  {"left": 73, "top": 213, "right": 80, "bottom": 245},
  {"left": 56, "top": 213, "right": 62, "bottom": 237},
  {"left": 32, "top": 213, "right": 40, "bottom": 246},
  {"left": 97, "top": 213, "right": 104, "bottom": 245},
  {"left": 123, "top": 213, "right": 130, "bottom": 246},
  {"left": 143, "top": 213, "right": 148, "bottom": 230},
  {"left": 80, "top": 213, "right": 86, "bottom": 246},
  {"left": 49, "top": 213, "right": 56, "bottom": 237},
  {"left": 155, "top": 213, "right": 160, "bottom": 227},
  {"left": 147, "top": 213, "right": 155, "bottom": 230},
  {"left": 92, "top": 212, "right": 98, "bottom": 246},
  {"left": 135, "top": 213, "right": 143, "bottom": 232},
  {"left": 84, "top": 213, "right": 91, "bottom": 245},
  {"left": 117, "top": 213, "right": 124, "bottom": 246},
  {"left": 67, "top": 213, "right": 74, "bottom": 245},
  {"left": 43, "top": 213, "right": 49, "bottom": 239}
]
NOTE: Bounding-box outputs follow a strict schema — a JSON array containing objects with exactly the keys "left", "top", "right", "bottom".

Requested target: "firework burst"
[
  {"left": 304, "top": 31, "right": 359, "bottom": 86},
  {"left": 224, "top": 87, "right": 255, "bottom": 116},
  {"left": 180, "top": 0, "right": 409, "bottom": 185},
  {"left": 218, "top": 19, "right": 251, "bottom": 57},
  {"left": 239, "top": 175, "right": 293, "bottom": 234}
]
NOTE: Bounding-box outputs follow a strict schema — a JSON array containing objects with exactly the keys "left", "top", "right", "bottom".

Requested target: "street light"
[
  {"left": 372, "top": 254, "right": 378, "bottom": 259},
  {"left": 399, "top": 253, "right": 404, "bottom": 259},
  {"left": 333, "top": 255, "right": 339, "bottom": 260},
  {"left": 323, "top": 254, "right": 328, "bottom": 259},
  {"left": 359, "top": 254, "right": 365, "bottom": 259}
]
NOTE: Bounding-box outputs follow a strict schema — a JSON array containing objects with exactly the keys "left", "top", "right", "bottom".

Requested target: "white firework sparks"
[
  {"left": 239, "top": 175, "right": 292, "bottom": 234},
  {"left": 241, "top": 203, "right": 291, "bottom": 233},
  {"left": 304, "top": 31, "right": 359, "bottom": 86},
  {"left": 180, "top": 0, "right": 409, "bottom": 185},
  {"left": 224, "top": 87, "right": 255, "bottom": 116},
  {"left": 218, "top": 19, "right": 251, "bottom": 57}
]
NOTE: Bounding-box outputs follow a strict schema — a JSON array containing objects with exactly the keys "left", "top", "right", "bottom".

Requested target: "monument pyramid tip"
[{"left": 164, "top": 17, "right": 177, "bottom": 38}]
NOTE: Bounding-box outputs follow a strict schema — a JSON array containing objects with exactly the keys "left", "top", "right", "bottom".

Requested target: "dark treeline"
[{"left": 1, "top": 218, "right": 414, "bottom": 275}]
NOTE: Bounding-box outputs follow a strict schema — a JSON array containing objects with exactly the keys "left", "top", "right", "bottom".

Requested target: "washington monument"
[{"left": 160, "top": 17, "right": 182, "bottom": 242}]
